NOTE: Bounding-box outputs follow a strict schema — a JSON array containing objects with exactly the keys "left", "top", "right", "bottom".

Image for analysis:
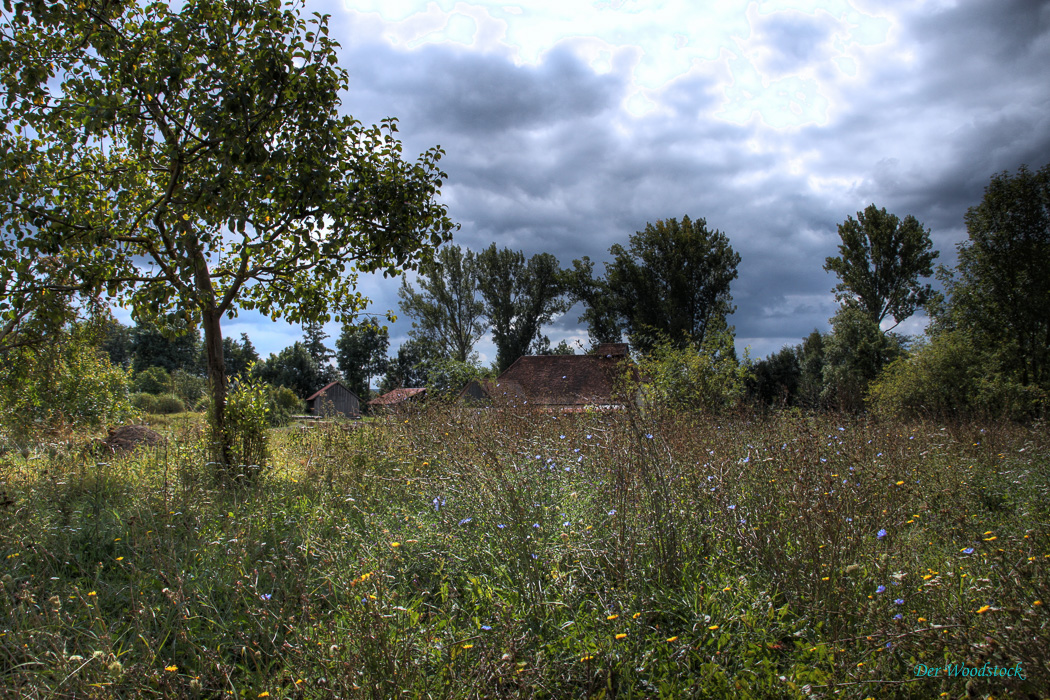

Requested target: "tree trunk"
[{"left": 202, "top": 305, "right": 230, "bottom": 467}]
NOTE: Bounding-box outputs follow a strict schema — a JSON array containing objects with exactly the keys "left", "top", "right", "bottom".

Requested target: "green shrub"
[
  {"left": 130, "top": 392, "right": 160, "bottom": 413},
  {"left": 153, "top": 394, "right": 187, "bottom": 415},
  {"left": 171, "top": 368, "right": 207, "bottom": 406},
  {"left": 132, "top": 366, "right": 171, "bottom": 394},
  {"left": 870, "top": 329, "right": 1046, "bottom": 419},
  {"left": 212, "top": 372, "right": 269, "bottom": 479},
  {"left": 265, "top": 384, "right": 302, "bottom": 426}
]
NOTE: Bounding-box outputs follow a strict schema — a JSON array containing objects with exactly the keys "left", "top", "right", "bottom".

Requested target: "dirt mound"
[{"left": 98, "top": 425, "right": 166, "bottom": 455}]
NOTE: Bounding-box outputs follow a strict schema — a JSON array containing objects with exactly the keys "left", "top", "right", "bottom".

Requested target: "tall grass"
[{"left": 0, "top": 407, "right": 1046, "bottom": 698}]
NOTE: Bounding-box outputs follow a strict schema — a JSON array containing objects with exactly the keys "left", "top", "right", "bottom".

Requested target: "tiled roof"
[
  {"left": 368, "top": 387, "right": 426, "bottom": 406},
  {"left": 495, "top": 353, "right": 635, "bottom": 406}
]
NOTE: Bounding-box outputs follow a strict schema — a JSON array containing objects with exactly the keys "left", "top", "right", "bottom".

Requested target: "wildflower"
[
  {"left": 458, "top": 518, "right": 472, "bottom": 526},
  {"left": 260, "top": 593, "right": 272, "bottom": 601},
  {"left": 606, "top": 614, "right": 619, "bottom": 620},
  {"left": 894, "top": 599, "right": 904, "bottom": 605},
  {"left": 532, "top": 523, "right": 540, "bottom": 529},
  {"left": 88, "top": 591, "right": 97, "bottom": 596},
  {"left": 615, "top": 633, "right": 627, "bottom": 640},
  {"left": 116, "top": 557, "right": 124, "bottom": 561},
  {"left": 497, "top": 524, "right": 507, "bottom": 529},
  {"left": 165, "top": 665, "right": 178, "bottom": 672},
  {"left": 708, "top": 625, "right": 719, "bottom": 630},
  {"left": 976, "top": 605, "right": 991, "bottom": 614},
  {"left": 633, "top": 612, "right": 641, "bottom": 619},
  {"left": 390, "top": 542, "right": 401, "bottom": 548},
  {"left": 666, "top": 636, "right": 678, "bottom": 642},
  {"left": 258, "top": 693, "right": 270, "bottom": 698},
  {"left": 895, "top": 481, "right": 904, "bottom": 486},
  {"left": 917, "top": 617, "right": 927, "bottom": 622},
  {"left": 462, "top": 644, "right": 474, "bottom": 649},
  {"left": 481, "top": 625, "right": 492, "bottom": 631},
  {"left": 876, "top": 585, "right": 885, "bottom": 594},
  {"left": 893, "top": 613, "right": 903, "bottom": 620},
  {"left": 961, "top": 547, "right": 975, "bottom": 554},
  {"left": 580, "top": 655, "right": 594, "bottom": 662},
  {"left": 728, "top": 504, "right": 735, "bottom": 510},
  {"left": 644, "top": 433, "right": 653, "bottom": 439},
  {"left": 560, "top": 434, "right": 565, "bottom": 439},
  {"left": 608, "top": 509, "right": 616, "bottom": 516},
  {"left": 877, "top": 529, "right": 887, "bottom": 539}
]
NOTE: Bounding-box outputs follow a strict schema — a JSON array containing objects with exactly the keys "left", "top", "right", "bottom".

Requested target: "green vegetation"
[{"left": 2, "top": 407, "right": 1046, "bottom": 698}]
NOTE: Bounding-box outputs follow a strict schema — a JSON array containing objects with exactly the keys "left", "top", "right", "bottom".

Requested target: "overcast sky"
[{"left": 146, "top": 0, "right": 1050, "bottom": 366}]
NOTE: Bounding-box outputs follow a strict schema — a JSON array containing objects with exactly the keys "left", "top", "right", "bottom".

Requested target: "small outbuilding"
[
  {"left": 368, "top": 387, "right": 427, "bottom": 412},
  {"left": 305, "top": 381, "right": 361, "bottom": 419}
]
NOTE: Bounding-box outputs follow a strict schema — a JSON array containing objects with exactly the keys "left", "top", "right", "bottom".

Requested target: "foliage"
[
  {"left": 132, "top": 366, "right": 171, "bottom": 395},
  {"left": 601, "top": 216, "right": 740, "bottom": 354},
  {"left": 0, "top": 324, "right": 135, "bottom": 439},
  {"left": 824, "top": 204, "right": 939, "bottom": 329},
  {"left": 424, "top": 357, "right": 485, "bottom": 399},
  {"left": 171, "top": 369, "right": 208, "bottom": 407},
  {"left": 748, "top": 344, "right": 801, "bottom": 407},
  {"left": 637, "top": 320, "right": 750, "bottom": 413},
  {"left": 0, "top": 0, "right": 454, "bottom": 468},
  {"left": 942, "top": 163, "right": 1050, "bottom": 389},
  {"left": 213, "top": 372, "right": 269, "bottom": 480},
  {"left": 869, "top": 330, "right": 1046, "bottom": 420},
  {"left": 3, "top": 411, "right": 1047, "bottom": 698},
  {"left": 220, "top": 333, "right": 260, "bottom": 380},
  {"left": 129, "top": 322, "right": 201, "bottom": 375},
  {"left": 821, "top": 306, "right": 904, "bottom": 412},
  {"left": 97, "top": 318, "right": 132, "bottom": 368},
  {"left": 797, "top": 329, "right": 827, "bottom": 409},
  {"left": 380, "top": 337, "right": 433, "bottom": 393},
  {"left": 398, "top": 243, "right": 487, "bottom": 363},
  {"left": 335, "top": 322, "right": 390, "bottom": 400},
  {"left": 264, "top": 384, "right": 303, "bottom": 426},
  {"left": 254, "top": 342, "right": 325, "bottom": 400},
  {"left": 476, "top": 245, "right": 570, "bottom": 372},
  {"left": 566, "top": 256, "right": 623, "bottom": 345}
]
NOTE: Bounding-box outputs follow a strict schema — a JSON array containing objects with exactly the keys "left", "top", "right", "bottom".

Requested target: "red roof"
[
  {"left": 490, "top": 352, "right": 637, "bottom": 407},
  {"left": 305, "top": 381, "right": 352, "bottom": 402},
  {"left": 368, "top": 387, "right": 427, "bottom": 406}
]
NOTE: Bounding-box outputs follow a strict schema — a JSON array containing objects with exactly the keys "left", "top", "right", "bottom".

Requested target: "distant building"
[
  {"left": 305, "top": 381, "right": 361, "bottom": 419},
  {"left": 460, "top": 343, "right": 639, "bottom": 410},
  {"left": 368, "top": 387, "right": 426, "bottom": 412}
]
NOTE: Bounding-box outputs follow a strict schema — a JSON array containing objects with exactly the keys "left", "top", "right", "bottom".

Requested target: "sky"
[{"left": 135, "top": 0, "right": 1050, "bottom": 366}]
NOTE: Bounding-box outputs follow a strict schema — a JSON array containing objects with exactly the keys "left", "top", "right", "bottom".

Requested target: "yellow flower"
[
  {"left": 1033, "top": 600, "right": 1043, "bottom": 606},
  {"left": 258, "top": 693, "right": 270, "bottom": 698},
  {"left": 116, "top": 557, "right": 124, "bottom": 561},
  {"left": 88, "top": 591, "right": 97, "bottom": 596},
  {"left": 917, "top": 617, "right": 927, "bottom": 622},
  {"left": 615, "top": 633, "right": 627, "bottom": 640},
  {"left": 983, "top": 536, "right": 997, "bottom": 541},
  {"left": 580, "top": 655, "right": 594, "bottom": 662},
  {"left": 165, "top": 665, "right": 178, "bottom": 672},
  {"left": 666, "top": 636, "right": 678, "bottom": 642},
  {"left": 632, "top": 612, "right": 641, "bottom": 619},
  {"left": 390, "top": 542, "right": 401, "bottom": 548},
  {"left": 976, "top": 605, "right": 991, "bottom": 614},
  {"left": 606, "top": 614, "right": 619, "bottom": 621},
  {"left": 708, "top": 625, "right": 719, "bottom": 630},
  {"left": 181, "top": 213, "right": 190, "bottom": 220},
  {"left": 895, "top": 481, "right": 904, "bottom": 486},
  {"left": 821, "top": 576, "right": 829, "bottom": 581},
  {"left": 462, "top": 644, "right": 474, "bottom": 649}
]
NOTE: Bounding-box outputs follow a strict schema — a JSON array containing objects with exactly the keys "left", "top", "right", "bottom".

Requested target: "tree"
[
  {"left": 223, "top": 333, "right": 260, "bottom": 379},
  {"left": 476, "top": 245, "right": 570, "bottom": 372},
  {"left": 336, "top": 323, "right": 390, "bottom": 400},
  {"left": 797, "top": 329, "right": 826, "bottom": 409},
  {"left": 601, "top": 216, "right": 740, "bottom": 354},
  {"left": 821, "top": 306, "right": 904, "bottom": 412},
  {"left": 301, "top": 321, "right": 341, "bottom": 385},
  {"left": 398, "top": 244, "right": 487, "bottom": 363},
  {"left": 945, "top": 163, "right": 1050, "bottom": 388},
  {"left": 130, "top": 321, "right": 201, "bottom": 374},
  {"left": 0, "top": 0, "right": 454, "bottom": 469},
  {"left": 748, "top": 345, "right": 801, "bottom": 407},
  {"left": 254, "top": 342, "right": 323, "bottom": 399},
  {"left": 824, "top": 204, "right": 939, "bottom": 330},
  {"left": 380, "top": 337, "right": 433, "bottom": 392},
  {"left": 567, "top": 256, "right": 622, "bottom": 346}
]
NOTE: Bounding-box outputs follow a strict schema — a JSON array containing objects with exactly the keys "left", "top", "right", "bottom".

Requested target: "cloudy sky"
[{"left": 195, "top": 0, "right": 1050, "bottom": 366}]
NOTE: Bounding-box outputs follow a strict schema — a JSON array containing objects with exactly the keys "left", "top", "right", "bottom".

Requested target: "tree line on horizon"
[{"left": 0, "top": 0, "right": 1046, "bottom": 476}]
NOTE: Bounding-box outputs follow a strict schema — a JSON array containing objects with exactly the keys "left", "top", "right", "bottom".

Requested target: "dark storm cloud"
[{"left": 240, "top": 0, "right": 1050, "bottom": 365}]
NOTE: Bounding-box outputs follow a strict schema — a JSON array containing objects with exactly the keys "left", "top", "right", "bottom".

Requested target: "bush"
[
  {"left": 132, "top": 366, "right": 171, "bottom": 395},
  {"left": 212, "top": 373, "right": 269, "bottom": 480},
  {"left": 130, "top": 392, "right": 160, "bottom": 413},
  {"left": 869, "top": 329, "right": 1046, "bottom": 420},
  {"left": 265, "top": 384, "right": 303, "bottom": 426},
  {"left": 153, "top": 394, "right": 187, "bottom": 415},
  {"left": 638, "top": 322, "right": 750, "bottom": 413},
  {"left": 171, "top": 369, "right": 207, "bottom": 406}
]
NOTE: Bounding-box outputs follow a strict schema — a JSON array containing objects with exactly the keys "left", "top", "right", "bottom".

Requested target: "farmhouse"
[
  {"left": 368, "top": 387, "right": 426, "bottom": 412},
  {"left": 305, "top": 381, "right": 361, "bottom": 419},
  {"left": 461, "top": 343, "right": 639, "bottom": 410}
]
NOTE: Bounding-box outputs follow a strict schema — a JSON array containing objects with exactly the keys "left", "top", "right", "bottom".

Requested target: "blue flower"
[
  {"left": 563, "top": 521, "right": 570, "bottom": 527},
  {"left": 645, "top": 433, "right": 653, "bottom": 439},
  {"left": 260, "top": 593, "right": 272, "bottom": 601},
  {"left": 559, "top": 434, "right": 566, "bottom": 439},
  {"left": 876, "top": 585, "right": 886, "bottom": 594},
  {"left": 532, "top": 523, "right": 540, "bottom": 529},
  {"left": 608, "top": 509, "right": 617, "bottom": 516},
  {"left": 481, "top": 625, "right": 492, "bottom": 631},
  {"left": 877, "top": 529, "right": 887, "bottom": 539},
  {"left": 728, "top": 504, "right": 736, "bottom": 510},
  {"left": 894, "top": 599, "right": 904, "bottom": 605},
  {"left": 459, "top": 518, "right": 473, "bottom": 526},
  {"left": 962, "top": 547, "right": 974, "bottom": 554},
  {"left": 497, "top": 524, "right": 506, "bottom": 529},
  {"left": 893, "top": 613, "right": 903, "bottom": 620}
]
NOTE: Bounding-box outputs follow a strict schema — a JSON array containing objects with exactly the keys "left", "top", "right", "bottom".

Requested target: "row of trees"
[{"left": 750, "top": 163, "right": 1049, "bottom": 418}]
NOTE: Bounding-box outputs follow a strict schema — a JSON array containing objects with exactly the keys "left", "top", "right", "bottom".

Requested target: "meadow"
[{"left": 1, "top": 406, "right": 1047, "bottom": 699}]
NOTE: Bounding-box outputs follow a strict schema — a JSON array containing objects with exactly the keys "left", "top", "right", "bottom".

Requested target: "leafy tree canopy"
[
  {"left": 476, "top": 245, "right": 570, "bottom": 373},
  {"left": 398, "top": 243, "right": 486, "bottom": 363},
  {"left": 254, "top": 341, "right": 323, "bottom": 399},
  {"left": 603, "top": 216, "right": 740, "bottom": 354},
  {"left": 824, "top": 204, "right": 939, "bottom": 329},
  {"left": 336, "top": 322, "right": 389, "bottom": 400},
  {"left": 944, "top": 163, "right": 1050, "bottom": 388},
  {"left": 0, "top": 0, "right": 454, "bottom": 467}
]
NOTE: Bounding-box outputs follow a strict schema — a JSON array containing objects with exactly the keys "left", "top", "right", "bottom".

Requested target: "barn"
[
  {"left": 305, "top": 381, "right": 361, "bottom": 419},
  {"left": 460, "top": 343, "right": 640, "bottom": 410}
]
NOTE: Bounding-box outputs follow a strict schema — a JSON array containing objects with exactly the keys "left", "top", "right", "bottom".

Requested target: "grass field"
[{"left": 1, "top": 406, "right": 1047, "bottom": 698}]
